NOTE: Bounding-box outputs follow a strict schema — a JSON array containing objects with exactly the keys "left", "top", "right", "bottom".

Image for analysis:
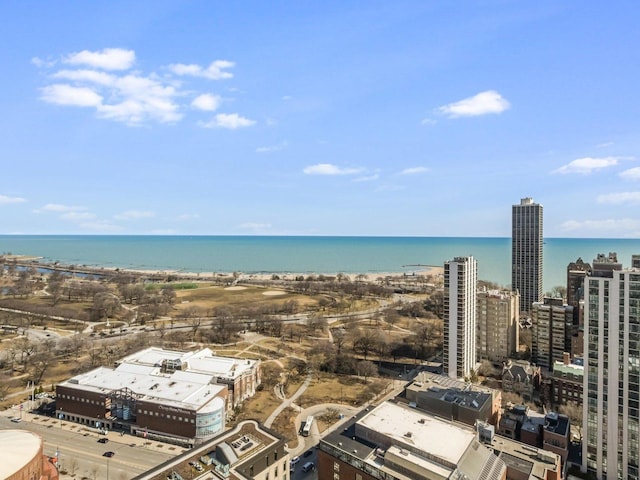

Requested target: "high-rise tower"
[
  {"left": 444, "top": 256, "right": 477, "bottom": 379},
  {"left": 582, "top": 255, "right": 638, "bottom": 479},
  {"left": 512, "top": 197, "right": 543, "bottom": 313}
]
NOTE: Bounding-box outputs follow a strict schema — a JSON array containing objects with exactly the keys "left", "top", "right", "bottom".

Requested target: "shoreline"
[{"left": 5, "top": 256, "right": 444, "bottom": 283}]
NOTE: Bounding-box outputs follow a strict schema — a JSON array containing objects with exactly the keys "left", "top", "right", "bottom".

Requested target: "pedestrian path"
[{"left": 264, "top": 372, "right": 312, "bottom": 428}]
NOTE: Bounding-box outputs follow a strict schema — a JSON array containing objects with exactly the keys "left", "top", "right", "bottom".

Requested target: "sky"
[{"left": 1, "top": 1, "right": 640, "bottom": 237}]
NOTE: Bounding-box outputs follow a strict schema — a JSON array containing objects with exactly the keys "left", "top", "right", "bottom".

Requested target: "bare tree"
[
  {"left": 306, "top": 314, "right": 327, "bottom": 335},
  {"left": 332, "top": 328, "right": 346, "bottom": 355},
  {"left": 29, "top": 351, "right": 54, "bottom": 385},
  {"left": 352, "top": 328, "right": 377, "bottom": 360},
  {"left": 0, "top": 373, "right": 11, "bottom": 400},
  {"left": 90, "top": 463, "right": 99, "bottom": 480},
  {"left": 68, "top": 457, "right": 78, "bottom": 477},
  {"left": 180, "top": 306, "right": 202, "bottom": 342},
  {"left": 545, "top": 285, "right": 567, "bottom": 300},
  {"left": 384, "top": 308, "right": 400, "bottom": 332},
  {"left": 357, "top": 360, "right": 377, "bottom": 383},
  {"left": 47, "top": 270, "right": 65, "bottom": 306},
  {"left": 558, "top": 401, "right": 583, "bottom": 441},
  {"left": 92, "top": 292, "right": 121, "bottom": 321}
]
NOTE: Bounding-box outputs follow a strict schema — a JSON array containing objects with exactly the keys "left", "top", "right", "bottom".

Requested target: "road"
[{"left": 0, "top": 410, "right": 178, "bottom": 479}]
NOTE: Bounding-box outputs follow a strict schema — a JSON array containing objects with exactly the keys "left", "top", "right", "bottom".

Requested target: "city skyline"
[{"left": 1, "top": 2, "right": 640, "bottom": 237}]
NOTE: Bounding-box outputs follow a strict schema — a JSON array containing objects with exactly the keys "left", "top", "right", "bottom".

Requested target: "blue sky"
[{"left": 1, "top": 1, "right": 639, "bottom": 237}]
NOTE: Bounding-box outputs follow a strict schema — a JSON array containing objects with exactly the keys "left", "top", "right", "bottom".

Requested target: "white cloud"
[
  {"left": 40, "top": 84, "right": 103, "bottom": 107},
  {"left": 437, "top": 90, "right": 510, "bottom": 118},
  {"left": 399, "top": 166, "right": 429, "bottom": 175},
  {"left": 44, "top": 68, "right": 182, "bottom": 124},
  {"left": 38, "top": 49, "right": 253, "bottom": 127},
  {"left": 200, "top": 113, "right": 256, "bottom": 129},
  {"left": 597, "top": 192, "right": 640, "bottom": 205},
  {"left": 79, "top": 220, "right": 123, "bottom": 232},
  {"left": 60, "top": 211, "right": 97, "bottom": 221},
  {"left": 552, "top": 156, "right": 621, "bottom": 175},
  {"left": 41, "top": 203, "right": 86, "bottom": 212},
  {"left": 620, "top": 167, "right": 640, "bottom": 181},
  {"left": 0, "top": 195, "right": 26, "bottom": 205},
  {"left": 375, "top": 184, "right": 405, "bottom": 192},
  {"left": 98, "top": 74, "right": 182, "bottom": 124},
  {"left": 353, "top": 174, "right": 380, "bottom": 183},
  {"left": 561, "top": 218, "right": 640, "bottom": 233},
  {"left": 31, "top": 57, "right": 55, "bottom": 68},
  {"left": 596, "top": 142, "right": 614, "bottom": 148},
  {"left": 421, "top": 118, "right": 437, "bottom": 126},
  {"left": 191, "top": 94, "right": 221, "bottom": 111},
  {"left": 168, "top": 60, "right": 234, "bottom": 80},
  {"left": 239, "top": 222, "right": 272, "bottom": 231},
  {"left": 64, "top": 48, "right": 135, "bottom": 71},
  {"left": 303, "top": 164, "right": 363, "bottom": 175},
  {"left": 177, "top": 213, "right": 200, "bottom": 220},
  {"left": 53, "top": 69, "right": 115, "bottom": 86},
  {"left": 114, "top": 210, "right": 155, "bottom": 220},
  {"left": 256, "top": 141, "right": 288, "bottom": 153}
]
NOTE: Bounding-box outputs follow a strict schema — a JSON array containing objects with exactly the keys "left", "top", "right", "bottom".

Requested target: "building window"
[{"left": 334, "top": 462, "right": 340, "bottom": 472}]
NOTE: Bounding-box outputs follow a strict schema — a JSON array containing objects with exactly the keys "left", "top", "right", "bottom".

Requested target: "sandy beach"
[{"left": 7, "top": 256, "right": 444, "bottom": 284}]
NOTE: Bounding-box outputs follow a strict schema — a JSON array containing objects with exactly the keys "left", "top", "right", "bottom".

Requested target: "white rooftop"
[
  {"left": 0, "top": 430, "right": 42, "bottom": 478},
  {"left": 61, "top": 361, "right": 226, "bottom": 412},
  {"left": 118, "top": 347, "right": 258, "bottom": 379},
  {"left": 357, "top": 402, "right": 475, "bottom": 466}
]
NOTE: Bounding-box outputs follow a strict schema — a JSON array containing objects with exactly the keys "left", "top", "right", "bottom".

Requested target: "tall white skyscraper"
[
  {"left": 582, "top": 256, "right": 640, "bottom": 479},
  {"left": 512, "top": 197, "right": 543, "bottom": 313},
  {"left": 444, "top": 256, "right": 477, "bottom": 379}
]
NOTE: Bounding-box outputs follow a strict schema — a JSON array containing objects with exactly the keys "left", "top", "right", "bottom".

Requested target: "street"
[{"left": 0, "top": 411, "right": 178, "bottom": 479}]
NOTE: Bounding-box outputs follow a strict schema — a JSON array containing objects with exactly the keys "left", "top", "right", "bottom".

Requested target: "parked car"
[
  {"left": 103, "top": 451, "right": 115, "bottom": 457},
  {"left": 98, "top": 438, "right": 109, "bottom": 444},
  {"left": 10, "top": 417, "right": 22, "bottom": 423},
  {"left": 303, "top": 449, "right": 313, "bottom": 457},
  {"left": 290, "top": 456, "right": 300, "bottom": 465}
]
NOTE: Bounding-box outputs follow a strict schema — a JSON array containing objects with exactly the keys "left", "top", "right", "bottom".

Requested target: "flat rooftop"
[
  {"left": 491, "top": 434, "right": 560, "bottom": 478},
  {"left": 406, "top": 372, "right": 492, "bottom": 410},
  {"left": 60, "top": 362, "right": 227, "bottom": 412},
  {"left": 357, "top": 401, "right": 475, "bottom": 466},
  {"left": 117, "top": 347, "right": 259, "bottom": 380}
]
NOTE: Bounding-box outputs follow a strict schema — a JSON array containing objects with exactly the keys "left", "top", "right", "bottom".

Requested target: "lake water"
[{"left": 0, "top": 235, "right": 638, "bottom": 289}]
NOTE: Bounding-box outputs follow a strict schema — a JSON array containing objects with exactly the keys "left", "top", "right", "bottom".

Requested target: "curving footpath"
[{"left": 264, "top": 372, "right": 312, "bottom": 428}]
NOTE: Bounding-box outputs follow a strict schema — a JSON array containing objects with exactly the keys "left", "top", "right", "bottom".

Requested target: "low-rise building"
[
  {"left": 502, "top": 360, "right": 541, "bottom": 401},
  {"left": 404, "top": 371, "right": 502, "bottom": 426},
  {"left": 499, "top": 405, "right": 570, "bottom": 471},
  {"left": 319, "top": 401, "right": 562, "bottom": 480},
  {"left": 56, "top": 347, "right": 261, "bottom": 445},
  {"left": 551, "top": 354, "right": 583, "bottom": 405},
  {"left": 319, "top": 401, "right": 507, "bottom": 480},
  {"left": 132, "top": 420, "right": 289, "bottom": 480}
]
